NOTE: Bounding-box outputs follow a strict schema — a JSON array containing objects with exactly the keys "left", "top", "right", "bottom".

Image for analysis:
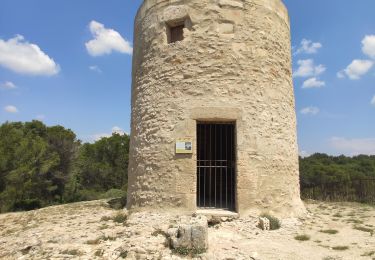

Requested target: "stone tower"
[{"left": 127, "top": 0, "right": 305, "bottom": 217}]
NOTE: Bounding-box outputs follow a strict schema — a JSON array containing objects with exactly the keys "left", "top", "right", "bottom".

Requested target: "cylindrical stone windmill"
[{"left": 127, "top": 0, "right": 305, "bottom": 217}]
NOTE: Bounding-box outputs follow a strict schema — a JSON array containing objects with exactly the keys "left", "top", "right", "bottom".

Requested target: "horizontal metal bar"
[
  {"left": 197, "top": 160, "right": 230, "bottom": 162},
  {"left": 197, "top": 166, "right": 233, "bottom": 168}
]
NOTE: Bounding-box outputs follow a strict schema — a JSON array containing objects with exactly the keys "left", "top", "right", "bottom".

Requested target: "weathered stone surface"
[
  {"left": 128, "top": 0, "right": 306, "bottom": 217},
  {"left": 218, "top": 0, "right": 244, "bottom": 9},
  {"left": 168, "top": 216, "right": 208, "bottom": 250},
  {"left": 258, "top": 217, "right": 270, "bottom": 230}
]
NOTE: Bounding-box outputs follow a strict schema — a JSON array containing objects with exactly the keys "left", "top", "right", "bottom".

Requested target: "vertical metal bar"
[
  {"left": 229, "top": 124, "right": 234, "bottom": 209},
  {"left": 196, "top": 123, "right": 201, "bottom": 207},
  {"left": 225, "top": 124, "right": 228, "bottom": 209},
  {"left": 203, "top": 125, "right": 207, "bottom": 207},
  {"left": 214, "top": 123, "right": 216, "bottom": 208},
  {"left": 198, "top": 165, "right": 200, "bottom": 207}
]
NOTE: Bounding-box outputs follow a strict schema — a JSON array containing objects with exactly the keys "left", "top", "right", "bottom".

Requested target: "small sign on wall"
[{"left": 176, "top": 139, "right": 193, "bottom": 154}]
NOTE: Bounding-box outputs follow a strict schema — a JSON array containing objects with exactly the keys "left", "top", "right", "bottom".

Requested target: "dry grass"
[
  {"left": 332, "top": 246, "right": 349, "bottom": 251},
  {"left": 319, "top": 229, "right": 338, "bottom": 235},
  {"left": 294, "top": 234, "right": 311, "bottom": 241}
]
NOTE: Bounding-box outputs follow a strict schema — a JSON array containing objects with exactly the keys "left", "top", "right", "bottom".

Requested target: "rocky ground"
[{"left": 0, "top": 200, "right": 374, "bottom": 260}]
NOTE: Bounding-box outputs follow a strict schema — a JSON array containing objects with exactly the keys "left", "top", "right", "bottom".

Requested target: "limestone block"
[
  {"left": 168, "top": 216, "right": 208, "bottom": 250},
  {"left": 218, "top": 22, "right": 234, "bottom": 34},
  {"left": 258, "top": 217, "right": 270, "bottom": 231},
  {"left": 161, "top": 5, "right": 188, "bottom": 24},
  {"left": 218, "top": 0, "right": 244, "bottom": 9}
]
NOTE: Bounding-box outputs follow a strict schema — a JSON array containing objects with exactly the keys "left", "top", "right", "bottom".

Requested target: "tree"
[
  {"left": 0, "top": 121, "right": 80, "bottom": 212},
  {"left": 67, "top": 133, "right": 129, "bottom": 201}
]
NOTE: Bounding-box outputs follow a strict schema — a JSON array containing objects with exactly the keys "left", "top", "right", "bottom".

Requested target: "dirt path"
[{"left": 0, "top": 200, "right": 374, "bottom": 259}]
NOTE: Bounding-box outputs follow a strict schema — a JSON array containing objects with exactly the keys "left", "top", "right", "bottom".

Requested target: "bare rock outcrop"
[{"left": 167, "top": 215, "right": 208, "bottom": 252}]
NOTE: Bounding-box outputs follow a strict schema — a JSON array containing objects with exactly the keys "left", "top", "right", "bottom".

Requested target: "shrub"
[
  {"left": 332, "top": 246, "right": 349, "bottom": 251},
  {"left": 320, "top": 229, "right": 339, "bottom": 235},
  {"left": 101, "top": 216, "right": 111, "bottom": 221},
  {"left": 119, "top": 250, "right": 128, "bottom": 258},
  {"left": 361, "top": 251, "right": 375, "bottom": 257},
  {"left": 100, "top": 189, "right": 126, "bottom": 199},
  {"left": 172, "top": 247, "right": 206, "bottom": 257},
  {"left": 94, "top": 250, "right": 103, "bottom": 257},
  {"left": 107, "top": 195, "right": 127, "bottom": 210},
  {"left": 260, "top": 214, "right": 281, "bottom": 230},
  {"left": 294, "top": 234, "right": 311, "bottom": 241},
  {"left": 353, "top": 225, "right": 373, "bottom": 235},
  {"left": 112, "top": 213, "right": 127, "bottom": 223}
]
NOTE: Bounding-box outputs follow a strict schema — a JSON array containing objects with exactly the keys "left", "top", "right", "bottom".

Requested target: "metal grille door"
[{"left": 197, "top": 122, "right": 236, "bottom": 211}]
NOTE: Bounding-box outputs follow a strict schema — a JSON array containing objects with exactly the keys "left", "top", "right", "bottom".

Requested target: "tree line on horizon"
[
  {"left": 0, "top": 121, "right": 374, "bottom": 213},
  {"left": 0, "top": 121, "right": 129, "bottom": 213},
  {"left": 300, "top": 153, "right": 375, "bottom": 204}
]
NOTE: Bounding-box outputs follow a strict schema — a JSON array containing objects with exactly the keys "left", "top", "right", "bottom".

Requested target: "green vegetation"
[
  {"left": 300, "top": 153, "right": 375, "bottom": 204},
  {"left": 353, "top": 225, "right": 374, "bottom": 235},
  {"left": 0, "top": 121, "right": 129, "bottom": 213},
  {"left": 320, "top": 229, "right": 339, "bottom": 235},
  {"left": 294, "top": 234, "right": 311, "bottom": 241},
  {"left": 361, "top": 251, "right": 375, "bottom": 257},
  {"left": 172, "top": 247, "right": 206, "bottom": 257},
  {"left": 260, "top": 214, "right": 281, "bottom": 230},
  {"left": 332, "top": 246, "right": 349, "bottom": 251},
  {"left": 112, "top": 212, "right": 127, "bottom": 223}
]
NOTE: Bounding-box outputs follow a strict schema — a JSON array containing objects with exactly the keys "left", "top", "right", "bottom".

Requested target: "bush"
[
  {"left": 332, "top": 246, "right": 349, "bottom": 251},
  {"left": 260, "top": 214, "right": 281, "bottom": 230},
  {"left": 100, "top": 189, "right": 126, "bottom": 199},
  {"left": 112, "top": 213, "right": 127, "bottom": 223},
  {"left": 294, "top": 234, "right": 311, "bottom": 241},
  {"left": 320, "top": 229, "right": 339, "bottom": 235}
]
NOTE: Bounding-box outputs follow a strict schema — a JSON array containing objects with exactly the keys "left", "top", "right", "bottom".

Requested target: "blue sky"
[{"left": 0, "top": 0, "right": 374, "bottom": 156}]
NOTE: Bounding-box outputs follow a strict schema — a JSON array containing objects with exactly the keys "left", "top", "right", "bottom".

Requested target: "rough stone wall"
[{"left": 128, "top": 0, "right": 306, "bottom": 217}]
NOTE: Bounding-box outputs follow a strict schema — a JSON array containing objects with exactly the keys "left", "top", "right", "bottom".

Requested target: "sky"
[{"left": 0, "top": 0, "right": 374, "bottom": 156}]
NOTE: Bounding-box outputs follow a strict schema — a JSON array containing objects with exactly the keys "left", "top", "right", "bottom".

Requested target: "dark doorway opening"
[{"left": 197, "top": 122, "right": 236, "bottom": 211}]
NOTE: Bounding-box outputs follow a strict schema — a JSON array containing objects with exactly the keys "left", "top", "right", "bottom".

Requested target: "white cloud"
[
  {"left": 337, "top": 59, "right": 374, "bottom": 80},
  {"left": 294, "top": 39, "right": 322, "bottom": 55},
  {"left": 362, "top": 35, "right": 375, "bottom": 59},
  {"left": 89, "top": 65, "right": 102, "bottom": 73},
  {"left": 330, "top": 137, "right": 375, "bottom": 155},
  {"left": 0, "top": 35, "right": 60, "bottom": 76},
  {"left": 300, "top": 106, "right": 319, "bottom": 115},
  {"left": 85, "top": 21, "right": 132, "bottom": 56},
  {"left": 371, "top": 95, "right": 375, "bottom": 106},
  {"left": 1, "top": 81, "right": 16, "bottom": 89},
  {"left": 91, "top": 126, "right": 128, "bottom": 141},
  {"left": 293, "top": 59, "right": 326, "bottom": 78},
  {"left": 35, "top": 114, "right": 46, "bottom": 120},
  {"left": 302, "top": 77, "right": 325, "bottom": 89},
  {"left": 299, "top": 150, "right": 310, "bottom": 158},
  {"left": 112, "top": 126, "right": 126, "bottom": 135},
  {"left": 336, "top": 71, "right": 345, "bottom": 79},
  {"left": 4, "top": 105, "right": 18, "bottom": 113}
]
